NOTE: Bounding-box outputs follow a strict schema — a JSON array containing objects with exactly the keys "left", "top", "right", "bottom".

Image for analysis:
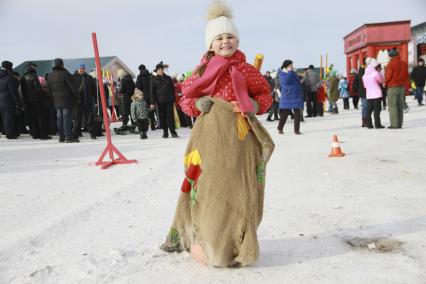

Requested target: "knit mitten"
[
  {"left": 249, "top": 99, "right": 259, "bottom": 115},
  {"left": 195, "top": 96, "right": 213, "bottom": 113}
]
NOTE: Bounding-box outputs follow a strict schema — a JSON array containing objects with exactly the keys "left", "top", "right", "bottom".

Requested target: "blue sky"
[{"left": 1, "top": 0, "right": 425, "bottom": 75}]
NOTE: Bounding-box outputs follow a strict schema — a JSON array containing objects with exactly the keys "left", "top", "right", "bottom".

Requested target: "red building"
[{"left": 343, "top": 20, "right": 411, "bottom": 76}]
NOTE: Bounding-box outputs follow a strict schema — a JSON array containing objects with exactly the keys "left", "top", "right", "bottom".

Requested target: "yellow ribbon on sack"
[{"left": 237, "top": 113, "right": 251, "bottom": 141}]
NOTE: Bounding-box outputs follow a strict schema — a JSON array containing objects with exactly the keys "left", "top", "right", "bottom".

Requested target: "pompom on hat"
[{"left": 204, "top": 0, "right": 239, "bottom": 50}]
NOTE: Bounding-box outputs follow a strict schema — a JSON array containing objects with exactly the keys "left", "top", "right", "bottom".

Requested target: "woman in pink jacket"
[{"left": 362, "top": 59, "right": 385, "bottom": 128}]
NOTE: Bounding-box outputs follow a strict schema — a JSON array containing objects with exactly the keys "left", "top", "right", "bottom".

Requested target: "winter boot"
[
  {"left": 114, "top": 127, "right": 128, "bottom": 135},
  {"left": 129, "top": 125, "right": 137, "bottom": 134},
  {"left": 65, "top": 137, "right": 79, "bottom": 143}
]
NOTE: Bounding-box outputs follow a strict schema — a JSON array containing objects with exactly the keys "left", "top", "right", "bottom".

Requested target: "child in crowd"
[{"left": 130, "top": 88, "right": 149, "bottom": 139}]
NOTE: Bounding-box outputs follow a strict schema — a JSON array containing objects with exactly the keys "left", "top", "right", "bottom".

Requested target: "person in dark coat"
[
  {"left": 136, "top": 64, "right": 157, "bottom": 130},
  {"left": 73, "top": 64, "right": 97, "bottom": 139},
  {"left": 357, "top": 60, "right": 368, "bottom": 127},
  {"left": 0, "top": 61, "right": 21, "bottom": 139},
  {"left": 40, "top": 73, "right": 57, "bottom": 135},
  {"left": 0, "top": 61, "right": 26, "bottom": 136},
  {"left": 265, "top": 71, "right": 279, "bottom": 121},
  {"left": 277, "top": 60, "right": 303, "bottom": 135},
  {"left": 117, "top": 69, "right": 135, "bottom": 126},
  {"left": 47, "top": 58, "right": 79, "bottom": 143},
  {"left": 410, "top": 58, "right": 426, "bottom": 106},
  {"left": 304, "top": 65, "right": 320, "bottom": 117},
  {"left": 348, "top": 68, "right": 359, "bottom": 109},
  {"left": 150, "top": 63, "right": 178, "bottom": 138},
  {"left": 21, "top": 62, "right": 51, "bottom": 139}
]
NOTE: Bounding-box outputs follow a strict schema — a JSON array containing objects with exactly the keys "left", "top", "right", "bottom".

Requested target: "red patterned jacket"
[{"left": 180, "top": 50, "right": 272, "bottom": 117}]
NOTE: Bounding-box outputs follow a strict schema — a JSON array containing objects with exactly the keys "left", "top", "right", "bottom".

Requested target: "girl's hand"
[
  {"left": 231, "top": 101, "right": 245, "bottom": 117},
  {"left": 231, "top": 100, "right": 259, "bottom": 117}
]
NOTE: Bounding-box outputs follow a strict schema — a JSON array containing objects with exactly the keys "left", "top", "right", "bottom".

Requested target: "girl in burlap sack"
[{"left": 160, "top": 0, "right": 275, "bottom": 267}]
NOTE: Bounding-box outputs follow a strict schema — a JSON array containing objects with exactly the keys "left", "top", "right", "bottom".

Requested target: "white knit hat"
[{"left": 204, "top": 1, "right": 239, "bottom": 50}]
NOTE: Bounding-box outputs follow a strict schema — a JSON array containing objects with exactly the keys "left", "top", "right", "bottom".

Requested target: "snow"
[{"left": 1, "top": 99, "right": 426, "bottom": 284}]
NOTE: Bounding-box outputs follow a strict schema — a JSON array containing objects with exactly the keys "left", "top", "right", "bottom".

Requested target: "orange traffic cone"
[{"left": 328, "top": 135, "right": 345, "bottom": 157}]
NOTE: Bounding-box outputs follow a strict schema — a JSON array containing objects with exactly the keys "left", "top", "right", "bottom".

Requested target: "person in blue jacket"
[{"left": 277, "top": 60, "right": 304, "bottom": 135}]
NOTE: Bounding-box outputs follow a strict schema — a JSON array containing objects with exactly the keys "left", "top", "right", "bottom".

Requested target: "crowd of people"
[
  {"left": 261, "top": 49, "right": 425, "bottom": 134},
  {"left": 1, "top": 49, "right": 425, "bottom": 141},
  {"left": 0, "top": 60, "right": 193, "bottom": 142},
  {"left": 0, "top": 59, "right": 105, "bottom": 142}
]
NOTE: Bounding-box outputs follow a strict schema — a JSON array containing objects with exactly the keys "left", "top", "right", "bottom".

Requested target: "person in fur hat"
[
  {"left": 130, "top": 88, "right": 149, "bottom": 139},
  {"left": 117, "top": 69, "right": 135, "bottom": 126},
  {"left": 160, "top": 0, "right": 274, "bottom": 267}
]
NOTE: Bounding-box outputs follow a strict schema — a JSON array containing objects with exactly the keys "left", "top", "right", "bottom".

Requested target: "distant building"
[
  {"left": 14, "top": 56, "right": 135, "bottom": 78},
  {"left": 409, "top": 22, "right": 426, "bottom": 68},
  {"left": 343, "top": 20, "right": 411, "bottom": 76}
]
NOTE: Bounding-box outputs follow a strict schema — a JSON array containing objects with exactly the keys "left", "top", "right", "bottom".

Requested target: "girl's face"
[{"left": 211, "top": 33, "right": 239, "bottom": 57}]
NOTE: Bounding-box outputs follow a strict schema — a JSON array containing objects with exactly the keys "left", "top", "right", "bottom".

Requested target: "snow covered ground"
[{"left": 1, "top": 98, "right": 426, "bottom": 284}]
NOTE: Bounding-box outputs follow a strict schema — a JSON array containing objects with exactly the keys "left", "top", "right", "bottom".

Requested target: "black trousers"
[
  {"left": 0, "top": 107, "right": 16, "bottom": 137},
  {"left": 306, "top": 91, "right": 318, "bottom": 117},
  {"left": 278, "top": 109, "right": 300, "bottom": 133},
  {"left": 120, "top": 95, "right": 132, "bottom": 126},
  {"left": 136, "top": 119, "right": 149, "bottom": 133},
  {"left": 366, "top": 98, "right": 382, "bottom": 127},
  {"left": 0, "top": 111, "right": 3, "bottom": 134},
  {"left": 157, "top": 102, "right": 177, "bottom": 136},
  {"left": 109, "top": 105, "right": 120, "bottom": 117},
  {"left": 317, "top": 102, "right": 324, "bottom": 116},
  {"left": 352, "top": 96, "right": 359, "bottom": 109},
  {"left": 147, "top": 110, "right": 157, "bottom": 128},
  {"left": 28, "top": 101, "right": 48, "bottom": 138},
  {"left": 343, "top": 98, "right": 350, "bottom": 109},
  {"left": 45, "top": 106, "right": 57, "bottom": 135},
  {"left": 267, "top": 102, "right": 280, "bottom": 120},
  {"left": 176, "top": 108, "right": 193, "bottom": 127},
  {"left": 382, "top": 91, "right": 387, "bottom": 108},
  {"left": 15, "top": 110, "right": 29, "bottom": 135},
  {"left": 73, "top": 105, "right": 95, "bottom": 136}
]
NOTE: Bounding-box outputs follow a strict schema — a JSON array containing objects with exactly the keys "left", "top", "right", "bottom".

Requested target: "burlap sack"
[{"left": 160, "top": 98, "right": 274, "bottom": 267}]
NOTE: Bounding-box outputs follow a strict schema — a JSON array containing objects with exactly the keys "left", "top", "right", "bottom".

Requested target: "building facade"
[{"left": 343, "top": 20, "right": 411, "bottom": 76}]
